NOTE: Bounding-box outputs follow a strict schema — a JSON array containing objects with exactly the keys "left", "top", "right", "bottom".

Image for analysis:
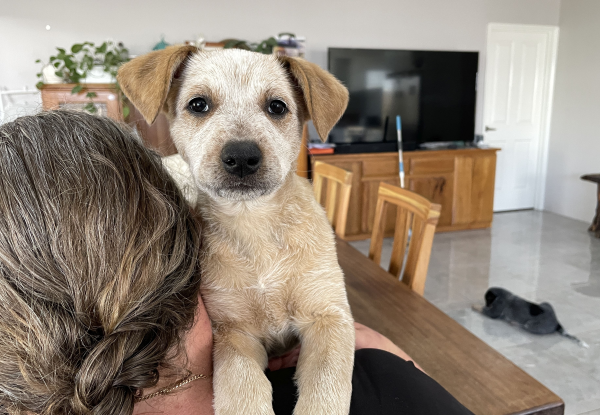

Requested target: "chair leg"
[
  {"left": 368, "top": 199, "right": 387, "bottom": 266},
  {"left": 408, "top": 223, "right": 436, "bottom": 295},
  {"left": 591, "top": 184, "right": 600, "bottom": 237}
]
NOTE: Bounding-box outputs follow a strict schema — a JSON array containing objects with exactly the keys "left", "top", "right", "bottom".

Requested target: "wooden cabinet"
[
  {"left": 127, "top": 106, "right": 178, "bottom": 156},
  {"left": 311, "top": 148, "right": 499, "bottom": 240},
  {"left": 41, "top": 83, "right": 123, "bottom": 120}
]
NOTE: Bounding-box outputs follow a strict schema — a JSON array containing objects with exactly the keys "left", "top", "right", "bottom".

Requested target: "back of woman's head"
[{"left": 0, "top": 111, "right": 201, "bottom": 414}]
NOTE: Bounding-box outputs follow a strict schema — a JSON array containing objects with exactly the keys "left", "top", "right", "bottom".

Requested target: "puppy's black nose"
[{"left": 220, "top": 141, "right": 263, "bottom": 178}]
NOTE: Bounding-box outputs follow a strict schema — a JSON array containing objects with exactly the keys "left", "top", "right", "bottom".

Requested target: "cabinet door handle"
[{"left": 485, "top": 126, "right": 496, "bottom": 132}]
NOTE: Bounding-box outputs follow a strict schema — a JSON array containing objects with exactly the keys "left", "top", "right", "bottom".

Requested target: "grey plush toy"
[{"left": 473, "top": 287, "right": 588, "bottom": 348}]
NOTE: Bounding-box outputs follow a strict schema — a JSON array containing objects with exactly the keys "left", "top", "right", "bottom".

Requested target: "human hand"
[
  {"left": 267, "top": 322, "right": 423, "bottom": 372},
  {"left": 267, "top": 346, "right": 301, "bottom": 371}
]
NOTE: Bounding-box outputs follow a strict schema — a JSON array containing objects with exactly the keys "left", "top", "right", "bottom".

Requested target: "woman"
[{"left": 0, "top": 111, "right": 472, "bottom": 415}]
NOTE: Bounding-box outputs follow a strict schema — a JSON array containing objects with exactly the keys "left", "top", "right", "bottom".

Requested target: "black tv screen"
[{"left": 328, "top": 48, "right": 478, "bottom": 152}]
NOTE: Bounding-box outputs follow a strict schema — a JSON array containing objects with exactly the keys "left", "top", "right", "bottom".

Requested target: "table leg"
[{"left": 591, "top": 184, "right": 600, "bottom": 238}]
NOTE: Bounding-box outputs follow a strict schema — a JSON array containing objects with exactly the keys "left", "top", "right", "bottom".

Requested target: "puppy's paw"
[
  {"left": 293, "top": 395, "right": 351, "bottom": 415},
  {"left": 214, "top": 397, "right": 275, "bottom": 415},
  {"left": 215, "top": 406, "right": 275, "bottom": 415},
  {"left": 213, "top": 370, "right": 275, "bottom": 415}
]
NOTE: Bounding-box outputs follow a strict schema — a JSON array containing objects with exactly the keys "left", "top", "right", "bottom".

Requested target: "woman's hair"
[{"left": 0, "top": 111, "right": 202, "bottom": 414}]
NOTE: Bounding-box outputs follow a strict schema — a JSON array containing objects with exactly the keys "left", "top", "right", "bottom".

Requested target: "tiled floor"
[{"left": 350, "top": 211, "right": 600, "bottom": 415}]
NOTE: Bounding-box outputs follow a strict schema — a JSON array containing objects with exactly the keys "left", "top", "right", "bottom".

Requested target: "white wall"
[
  {"left": 1, "top": 0, "right": 560, "bottom": 135},
  {"left": 544, "top": 0, "right": 600, "bottom": 222}
]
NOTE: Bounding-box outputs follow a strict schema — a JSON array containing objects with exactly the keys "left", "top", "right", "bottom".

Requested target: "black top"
[{"left": 267, "top": 348, "right": 474, "bottom": 415}]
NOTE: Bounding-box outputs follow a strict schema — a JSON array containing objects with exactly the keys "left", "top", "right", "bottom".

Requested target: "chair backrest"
[
  {"left": 312, "top": 161, "right": 353, "bottom": 238},
  {"left": 368, "top": 182, "right": 441, "bottom": 295}
]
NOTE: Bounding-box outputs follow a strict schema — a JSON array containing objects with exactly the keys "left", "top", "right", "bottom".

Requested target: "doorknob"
[{"left": 485, "top": 126, "right": 496, "bottom": 132}]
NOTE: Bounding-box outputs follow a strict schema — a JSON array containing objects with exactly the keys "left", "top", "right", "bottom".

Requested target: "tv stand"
[
  {"left": 419, "top": 141, "right": 476, "bottom": 150},
  {"left": 310, "top": 148, "right": 499, "bottom": 240},
  {"left": 333, "top": 141, "right": 399, "bottom": 154}
]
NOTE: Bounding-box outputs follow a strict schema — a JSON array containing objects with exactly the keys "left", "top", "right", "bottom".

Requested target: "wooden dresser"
[
  {"left": 311, "top": 148, "right": 499, "bottom": 240},
  {"left": 41, "top": 83, "right": 123, "bottom": 120}
]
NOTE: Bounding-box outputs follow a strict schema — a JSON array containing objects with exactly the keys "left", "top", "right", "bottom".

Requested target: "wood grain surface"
[{"left": 338, "top": 237, "right": 564, "bottom": 415}]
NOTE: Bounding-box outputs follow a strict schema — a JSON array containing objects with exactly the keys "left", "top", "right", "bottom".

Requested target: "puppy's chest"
[{"left": 200, "top": 221, "right": 312, "bottom": 327}]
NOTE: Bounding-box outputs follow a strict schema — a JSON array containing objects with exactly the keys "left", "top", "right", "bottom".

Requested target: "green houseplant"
[
  {"left": 36, "top": 41, "right": 130, "bottom": 116},
  {"left": 221, "top": 33, "right": 297, "bottom": 54},
  {"left": 222, "top": 37, "right": 279, "bottom": 54}
]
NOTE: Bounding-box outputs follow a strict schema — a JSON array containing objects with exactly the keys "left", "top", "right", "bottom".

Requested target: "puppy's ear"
[
  {"left": 279, "top": 57, "right": 349, "bottom": 142},
  {"left": 117, "top": 45, "right": 198, "bottom": 124}
]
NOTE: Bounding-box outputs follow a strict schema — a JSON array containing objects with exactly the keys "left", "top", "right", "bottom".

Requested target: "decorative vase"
[
  {"left": 42, "top": 64, "right": 63, "bottom": 84},
  {"left": 79, "top": 65, "right": 116, "bottom": 84}
]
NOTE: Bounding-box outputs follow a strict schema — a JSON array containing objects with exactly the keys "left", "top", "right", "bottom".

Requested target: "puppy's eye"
[
  {"left": 188, "top": 97, "right": 209, "bottom": 113},
  {"left": 268, "top": 100, "right": 287, "bottom": 115}
]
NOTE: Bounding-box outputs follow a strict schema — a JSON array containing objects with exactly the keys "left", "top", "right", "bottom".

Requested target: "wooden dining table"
[{"left": 337, "top": 236, "right": 564, "bottom": 415}]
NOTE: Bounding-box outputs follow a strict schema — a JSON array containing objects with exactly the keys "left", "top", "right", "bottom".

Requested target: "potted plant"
[
  {"left": 221, "top": 33, "right": 304, "bottom": 58},
  {"left": 221, "top": 34, "right": 285, "bottom": 54},
  {"left": 36, "top": 40, "right": 130, "bottom": 116}
]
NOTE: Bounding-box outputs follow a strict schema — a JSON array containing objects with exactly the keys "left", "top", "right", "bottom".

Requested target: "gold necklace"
[{"left": 135, "top": 373, "right": 207, "bottom": 402}]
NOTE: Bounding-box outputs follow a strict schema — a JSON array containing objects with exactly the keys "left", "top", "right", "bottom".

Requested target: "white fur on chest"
[{"left": 198, "top": 176, "right": 337, "bottom": 344}]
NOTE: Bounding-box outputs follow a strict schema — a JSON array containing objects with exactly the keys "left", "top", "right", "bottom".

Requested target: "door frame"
[{"left": 484, "top": 23, "right": 559, "bottom": 211}]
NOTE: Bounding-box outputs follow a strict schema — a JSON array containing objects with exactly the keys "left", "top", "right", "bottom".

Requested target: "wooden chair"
[
  {"left": 312, "top": 161, "right": 353, "bottom": 238},
  {"left": 368, "top": 182, "right": 441, "bottom": 295}
]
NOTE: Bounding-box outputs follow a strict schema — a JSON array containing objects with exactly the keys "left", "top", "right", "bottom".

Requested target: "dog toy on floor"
[{"left": 472, "top": 287, "right": 589, "bottom": 348}]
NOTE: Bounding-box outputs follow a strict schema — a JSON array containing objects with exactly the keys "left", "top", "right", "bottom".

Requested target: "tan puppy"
[{"left": 118, "top": 46, "right": 355, "bottom": 415}]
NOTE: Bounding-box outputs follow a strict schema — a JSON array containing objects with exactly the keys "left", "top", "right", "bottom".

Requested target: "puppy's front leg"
[
  {"left": 212, "top": 328, "right": 275, "bottom": 415},
  {"left": 292, "top": 291, "right": 355, "bottom": 415}
]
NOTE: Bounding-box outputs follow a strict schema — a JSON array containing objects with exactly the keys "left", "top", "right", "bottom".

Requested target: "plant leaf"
[
  {"left": 83, "top": 55, "right": 94, "bottom": 70},
  {"left": 71, "top": 44, "right": 83, "bottom": 53},
  {"left": 265, "top": 37, "right": 278, "bottom": 46},
  {"left": 35, "top": 59, "right": 41, "bottom": 63},
  {"left": 55, "top": 70, "right": 64, "bottom": 78},
  {"left": 122, "top": 105, "right": 130, "bottom": 119},
  {"left": 223, "top": 39, "right": 252, "bottom": 50},
  {"left": 86, "top": 92, "right": 97, "bottom": 99},
  {"left": 57, "top": 47, "right": 66, "bottom": 54},
  {"left": 36, "top": 81, "right": 44, "bottom": 90},
  {"left": 84, "top": 102, "right": 97, "bottom": 113},
  {"left": 71, "top": 84, "right": 83, "bottom": 94},
  {"left": 223, "top": 39, "right": 239, "bottom": 49}
]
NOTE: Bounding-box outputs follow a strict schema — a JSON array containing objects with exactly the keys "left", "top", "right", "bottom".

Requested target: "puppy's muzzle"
[{"left": 221, "top": 141, "right": 262, "bottom": 178}]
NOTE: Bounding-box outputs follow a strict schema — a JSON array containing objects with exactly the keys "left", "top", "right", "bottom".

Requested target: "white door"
[{"left": 483, "top": 24, "right": 559, "bottom": 211}]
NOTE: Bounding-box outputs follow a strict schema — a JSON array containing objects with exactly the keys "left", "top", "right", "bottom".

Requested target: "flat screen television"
[{"left": 328, "top": 48, "right": 479, "bottom": 152}]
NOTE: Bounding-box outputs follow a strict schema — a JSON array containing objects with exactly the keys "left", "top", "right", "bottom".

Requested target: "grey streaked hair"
[{"left": 0, "top": 111, "right": 202, "bottom": 414}]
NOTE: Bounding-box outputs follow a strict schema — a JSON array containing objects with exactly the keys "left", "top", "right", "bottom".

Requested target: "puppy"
[{"left": 118, "top": 46, "right": 355, "bottom": 415}]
